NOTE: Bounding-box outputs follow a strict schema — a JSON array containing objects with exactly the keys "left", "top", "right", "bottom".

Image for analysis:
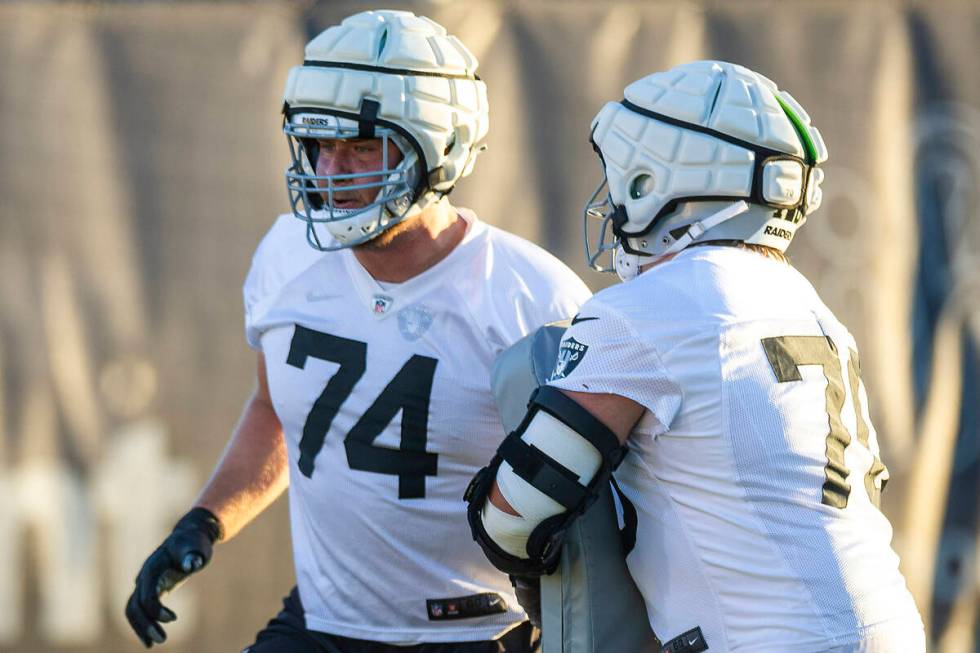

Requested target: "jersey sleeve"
[
  {"left": 506, "top": 272, "right": 591, "bottom": 349},
  {"left": 242, "top": 244, "right": 269, "bottom": 351},
  {"left": 510, "top": 242, "right": 592, "bottom": 331},
  {"left": 242, "top": 215, "right": 322, "bottom": 350},
  {"left": 546, "top": 298, "right": 682, "bottom": 435},
  {"left": 538, "top": 270, "right": 592, "bottom": 324},
  {"left": 477, "top": 227, "right": 593, "bottom": 351}
]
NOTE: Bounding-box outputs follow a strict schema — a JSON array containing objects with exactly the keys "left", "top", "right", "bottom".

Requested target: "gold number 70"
[{"left": 761, "top": 335, "right": 888, "bottom": 509}]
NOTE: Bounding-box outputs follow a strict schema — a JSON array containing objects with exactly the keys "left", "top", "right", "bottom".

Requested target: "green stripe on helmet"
[{"left": 775, "top": 94, "right": 818, "bottom": 164}]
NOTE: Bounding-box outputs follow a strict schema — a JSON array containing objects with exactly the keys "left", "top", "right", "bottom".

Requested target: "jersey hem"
[
  {"left": 724, "top": 611, "right": 925, "bottom": 653},
  {"left": 303, "top": 615, "right": 526, "bottom": 644},
  {"left": 830, "top": 610, "right": 926, "bottom": 649}
]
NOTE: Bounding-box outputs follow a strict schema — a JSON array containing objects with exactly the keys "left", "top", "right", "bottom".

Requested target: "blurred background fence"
[{"left": 0, "top": 1, "right": 977, "bottom": 651}]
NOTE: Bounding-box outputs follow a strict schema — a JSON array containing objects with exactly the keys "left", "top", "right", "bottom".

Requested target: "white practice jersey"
[
  {"left": 244, "top": 209, "right": 590, "bottom": 643},
  {"left": 548, "top": 245, "right": 923, "bottom": 653}
]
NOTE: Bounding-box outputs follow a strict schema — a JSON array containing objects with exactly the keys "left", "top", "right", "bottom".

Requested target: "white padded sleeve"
[{"left": 482, "top": 410, "right": 603, "bottom": 558}]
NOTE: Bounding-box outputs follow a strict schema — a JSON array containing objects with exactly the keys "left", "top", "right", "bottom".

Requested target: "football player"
[
  {"left": 125, "top": 10, "right": 590, "bottom": 652},
  {"left": 467, "top": 61, "right": 925, "bottom": 652}
]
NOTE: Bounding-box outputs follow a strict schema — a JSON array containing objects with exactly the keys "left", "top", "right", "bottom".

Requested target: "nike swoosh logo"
[
  {"left": 305, "top": 291, "right": 335, "bottom": 303},
  {"left": 570, "top": 315, "right": 599, "bottom": 326},
  {"left": 687, "top": 635, "right": 700, "bottom": 645}
]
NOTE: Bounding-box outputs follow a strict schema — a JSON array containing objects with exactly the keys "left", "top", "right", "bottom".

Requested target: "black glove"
[
  {"left": 511, "top": 575, "right": 542, "bottom": 629},
  {"left": 125, "top": 507, "right": 223, "bottom": 648}
]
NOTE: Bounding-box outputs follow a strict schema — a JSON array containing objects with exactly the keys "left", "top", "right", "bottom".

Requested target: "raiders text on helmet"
[
  {"left": 584, "top": 60, "right": 828, "bottom": 278},
  {"left": 282, "top": 10, "right": 489, "bottom": 249}
]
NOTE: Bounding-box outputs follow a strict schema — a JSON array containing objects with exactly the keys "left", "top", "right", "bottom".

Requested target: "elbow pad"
[{"left": 465, "top": 386, "right": 628, "bottom": 576}]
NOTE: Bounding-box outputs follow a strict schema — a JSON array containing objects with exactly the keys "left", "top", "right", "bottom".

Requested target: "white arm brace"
[{"left": 482, "top": 410, "right": 602, "bottom": 558}]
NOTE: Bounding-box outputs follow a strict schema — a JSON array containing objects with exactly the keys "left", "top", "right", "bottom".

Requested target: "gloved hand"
[
  {"left": 125, "top": 507, "right": 223, "bottom": 648},
  {"left": 511, "top": 574, "right": 542, "bottom": 629}
]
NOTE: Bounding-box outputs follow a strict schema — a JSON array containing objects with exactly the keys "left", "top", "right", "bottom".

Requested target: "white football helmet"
[
  {"left": 282, "top": 10, "right": 489, "bottom": 249},
  {"left": 584, "top": 60, "right": 828, "bottom": 278}
]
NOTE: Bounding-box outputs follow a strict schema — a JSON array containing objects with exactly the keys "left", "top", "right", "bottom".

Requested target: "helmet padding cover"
[{"left": 587, "top": 60, "right": 827, "bottom": 261}]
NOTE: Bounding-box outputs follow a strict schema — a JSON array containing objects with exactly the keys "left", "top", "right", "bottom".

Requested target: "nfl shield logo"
[
  {"left": 549, "top": 337, "right": 588, "bottom": 381},
  {"left": 372, "top": 294, "right": 394, "bottom": 315}
]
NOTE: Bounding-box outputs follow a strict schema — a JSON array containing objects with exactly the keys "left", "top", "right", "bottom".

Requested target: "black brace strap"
[
  {"left": 497, "top": 386, "right": 625, "bottom": 510},
  {"left": 497, "top": 437, "right": 587, "bottom": 509},
  {"left": 532, "top": 386, "right": 625, "bottom": 465}
]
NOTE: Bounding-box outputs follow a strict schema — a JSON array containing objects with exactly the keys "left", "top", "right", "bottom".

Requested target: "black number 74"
[
  {"left": 286, "top": 325, "right": 439, "bottom": 499},
  {"left": 762, "top": 335, "right": 888, "bottom": 509}
]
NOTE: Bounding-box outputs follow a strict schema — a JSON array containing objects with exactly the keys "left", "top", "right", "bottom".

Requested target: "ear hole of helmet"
[{"left": 629, "top": 173, "right": 655, "bottom": 200}]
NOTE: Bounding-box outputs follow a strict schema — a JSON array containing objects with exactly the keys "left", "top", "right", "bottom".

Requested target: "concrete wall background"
[{"left": 0, "top": 1, "right": 976, "bottom": 651}]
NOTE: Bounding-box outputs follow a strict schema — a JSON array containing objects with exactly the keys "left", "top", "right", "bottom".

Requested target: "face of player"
[{"left": 315, "top": 138, "right": 404, "bottom": 209}]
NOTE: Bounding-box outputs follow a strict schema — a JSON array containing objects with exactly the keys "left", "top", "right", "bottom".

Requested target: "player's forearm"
[{"left": 194, "top": 390, "right": 288, "bottom": 541}]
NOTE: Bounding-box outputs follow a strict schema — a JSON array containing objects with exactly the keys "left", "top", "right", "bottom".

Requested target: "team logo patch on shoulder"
[{"left": 549, "top": 337, "right": 588, "bottom": 381}]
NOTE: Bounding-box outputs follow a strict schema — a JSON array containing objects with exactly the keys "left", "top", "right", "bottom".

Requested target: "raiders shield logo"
[
  {"left": 397, "top": 304, "right": 433, "bottom": 341},
  {"left": 549, "top": 337, "right": 588, "bottom": 381}
]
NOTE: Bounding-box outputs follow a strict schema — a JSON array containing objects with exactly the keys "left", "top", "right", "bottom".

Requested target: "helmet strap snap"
[
  {"left": 358, "top": 99, "right": 380, "bottom": 139},
  {"left": 659, "top": 201, "right": 750, "bottom": 256}
]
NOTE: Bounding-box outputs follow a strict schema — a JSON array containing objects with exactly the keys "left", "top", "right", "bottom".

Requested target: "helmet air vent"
[{"left": 377, "top": 28, "right": 388, "bottom": 60}]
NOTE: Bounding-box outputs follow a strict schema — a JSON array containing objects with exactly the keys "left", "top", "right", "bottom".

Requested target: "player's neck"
[
  {"left": 639, "top": 252, "right": 678, "bottom": 275},
  {"left": 352, "top": 202, "right": 467, "bottom": 283}
]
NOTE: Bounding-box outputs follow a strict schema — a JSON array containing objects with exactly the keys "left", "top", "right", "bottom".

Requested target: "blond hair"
[{"left": 695, "top": 240, "right": 788, "bottom": 264}]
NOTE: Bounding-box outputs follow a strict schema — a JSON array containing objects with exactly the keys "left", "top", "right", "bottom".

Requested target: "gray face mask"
[
  {"left": 284, "top": 112, "right": 424, "bottom": 251},
  {"left": 583, "top": 176, "right": 621, "bottom": 274}
]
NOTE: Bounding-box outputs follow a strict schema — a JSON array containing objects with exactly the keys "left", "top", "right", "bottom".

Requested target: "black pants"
[{"left": 242, "top": 587, "right": 540, "bottom": 653}]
